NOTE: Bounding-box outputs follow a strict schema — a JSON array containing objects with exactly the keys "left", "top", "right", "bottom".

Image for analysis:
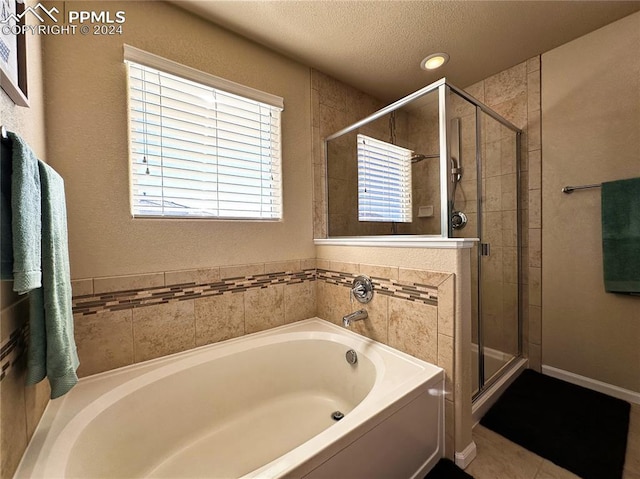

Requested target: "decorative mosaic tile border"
[
  {"left": 0, "top": 322, "right": 28, "bottom": 383},
  {"left": 0, "top": 266, "right": 440, "bottom": 382},
  {"left": 73, "top": 269, "right": 317, "bottom": 316},
  {"left": 317, "top": 269, "right": 438, "bottom": 306}
]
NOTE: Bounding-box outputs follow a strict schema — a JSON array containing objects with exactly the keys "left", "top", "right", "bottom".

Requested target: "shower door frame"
[
  {"left": 446, "top": 86, "right": 524, "bottom": 401},
  {"left": 323, "top": 79, "right": 524, "bottom": 400}
]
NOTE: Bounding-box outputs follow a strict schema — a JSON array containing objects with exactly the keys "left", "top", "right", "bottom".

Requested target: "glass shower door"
[{"left": 477, "top": 110, "right": 520, "bottom": 392}]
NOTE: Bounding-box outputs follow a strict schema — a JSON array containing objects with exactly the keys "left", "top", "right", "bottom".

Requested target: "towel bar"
[{"left": 562, "top": 183, "right": 602, "bottom": 194}]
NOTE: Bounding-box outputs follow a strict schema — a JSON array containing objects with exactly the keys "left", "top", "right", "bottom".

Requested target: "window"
[
  {"left": 357, "top": 134, "right": 412, "bottom": 222},
  {"left": 125, "top": 46, "right": 283, "bottom": 219}
]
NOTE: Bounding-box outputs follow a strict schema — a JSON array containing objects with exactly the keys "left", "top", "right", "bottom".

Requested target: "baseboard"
[
  {"left": 454, "top": 441, "right": 477, "bottom": 469},
  {"left": 542, "top": 365, "right": 640, "bottom": 405}
]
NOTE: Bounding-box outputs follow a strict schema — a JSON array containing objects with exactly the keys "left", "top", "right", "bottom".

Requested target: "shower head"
[{"left": 410, "top": 153, "right": 439, "bottom": 164}]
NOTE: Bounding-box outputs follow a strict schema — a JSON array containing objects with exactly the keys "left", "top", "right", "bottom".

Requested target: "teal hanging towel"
[{"left": 601, "top": 177, "right": 640, "bottom": 295}]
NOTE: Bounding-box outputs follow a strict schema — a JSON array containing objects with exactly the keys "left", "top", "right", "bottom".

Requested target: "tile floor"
[{"left": 466, "top": 403, "right": 640, "bottom": 479}]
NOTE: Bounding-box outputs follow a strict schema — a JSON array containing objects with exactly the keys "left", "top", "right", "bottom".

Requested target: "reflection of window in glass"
[
  {"left": 126, "top": 56, "right": 283, "bottom": 219},
  {"left": 357, "top": 134, "right": 412, "bottom": 223}
]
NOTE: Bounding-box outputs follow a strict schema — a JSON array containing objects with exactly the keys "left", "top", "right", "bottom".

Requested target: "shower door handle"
[{"left": 480, "top": 243, "right": 490, "bottom": 256}]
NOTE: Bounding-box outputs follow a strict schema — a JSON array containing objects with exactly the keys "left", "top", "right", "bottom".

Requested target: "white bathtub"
[{"left": 15, "top": 318, "right": 444, "bottom": 479}]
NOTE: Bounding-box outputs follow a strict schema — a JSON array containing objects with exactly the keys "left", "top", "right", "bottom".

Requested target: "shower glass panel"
[
  {"left": 478, "top": 111, "right": 520, "bottom": 392},
  {"left": 326, "top": 88, "right": 442, "bottom": 237},
  {"left": 447, "top": 92, "right": 481, "bottom": 395},
  {"left": 324, "top": 79, "right": 522, "bottom": 401},
  {"left": 446, "top": 89, "right": 521, "bottom": 398}
]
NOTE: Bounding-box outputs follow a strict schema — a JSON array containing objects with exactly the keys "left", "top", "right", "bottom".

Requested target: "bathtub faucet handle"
[{"left": 351, "top": 275, "right": 374, "bottom": 304}]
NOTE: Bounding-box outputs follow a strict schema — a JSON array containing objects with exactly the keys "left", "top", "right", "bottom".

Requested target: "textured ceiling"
[{"left": 171, "top": 0, "right": 640, "bottom": 102}]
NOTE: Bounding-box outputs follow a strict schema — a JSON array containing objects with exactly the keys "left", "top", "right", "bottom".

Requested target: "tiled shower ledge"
[{"left": 314, "top": 237, "right": 478, "bottom": 248}]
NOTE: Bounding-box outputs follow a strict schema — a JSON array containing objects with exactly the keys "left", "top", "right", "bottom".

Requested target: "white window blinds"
[
  {"left": 357, "top": 134, "right": 412, "bottom": 223},
  {"left": 126, "top": 55, "right": 283, "bottom": 219}
]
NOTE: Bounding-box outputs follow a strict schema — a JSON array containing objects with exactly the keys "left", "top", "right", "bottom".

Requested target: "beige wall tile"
[
  {"left": 24, "top": 380, "right": 50, "bottom": 441},
  {"left": 74, "top": 310, "right": 133, "bottom": 377},
  {"left": 165, "top": 267, "right": 220, "bottom": 286},
  {"left": 348, "top": 292, "right": 388, "bottom": 343},
  {"left": 388, "top": 297, "right": 438, "bottom": 364},
  {"left": 358, "top": 264, "right": 399, "bottom": 281},
  {"left": 484, "top": 176, "right": 503, "bottom": 212},
  {"left": 316, "top": 259, "right": 331, "bottom": 271},
  {"left": 528, "top": 305, "right": 542, "bottom": 346},
  {"left": 527, "top": 109, "right": 541, "bottom": 151},
  {"left": 94, "top": 273, "right": 164, "bottom": 294},
  {"left": 529, "top": 267, "right": 542, "bottom": 307},
  {"left": 264, "top": 260, "right": 301, "bottom": 275},
  {"left": 528, "top": 343, "right": 541, "bottom": 371},
  {"left": 71, "top": 279, "right": 93, "bottom": 297},
  {"left": 316, "top": 71, "right": 347, "bottom": 112},
  {"left": 329, "top": 261, "right": 359, "bottom": 274},
  {"left": 503, "top": 247, "right": 519, "bottom": 284},
  {"left": 485, "top": 62, "right": 527, "bottom": 105},
  {"left": 529, "top": 228, "right": 542, "bottom": 268},
  {"left": 301, "top": 258, "right": 317, "bottom": 270},
  {"left": 316, "top": 281, "right": 348, "bottom": 325},
  {"left": 465, "top": 81, "right": 485, "bottom": 103},
  {"left": 133, "top": 301, "right": 195, "bottom": 363},
  {"left": 437, "top": 276, "right": 455, "bottom": 337},
  {"left": 438, "top": 333, "right": 455, "bottom": 399},
  {"left": 444, "top": 398, "right": 455, "bottom": 460},
  {"left": 528, "top": 149, "right": 541, "bottom": 190},
  {"left": 398, "top": 268, "right": 449, "bottom": 287},
  {"left": 1, "top": 355, "right": 28, "bottom": 479},
  {"left": 529, "top": 189, "right": 541, "bottom": 228},
  {"left": 245, "top": 285, "right": 285, "bottom": 334},
  {"left": 491, "top": 93, "right": 528, "bottom": 129},
  {"left": 220, "top": 263, "right": 265, "bottom": 280},
  {"left": 527, "top": 56, "right": 541, "bottom": 73},
  {"left": 195, "top": 292, "right": 245, "bottom": 346},
  {"left": 527, "top": 70, "right": 541, "bottom": 114},
  {"left": 285, "top": 281, "right": 317, "bottom": 323}
]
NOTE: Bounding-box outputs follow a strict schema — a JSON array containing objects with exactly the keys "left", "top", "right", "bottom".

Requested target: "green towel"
[
  {"left": 601, "top": 177, "right": 640, "bottom": 294},
  {"left": 26, "top": 161, "right": 79, "bottom": 398},
  {"left": 6, "top": 132, "right": 42, "bottom": 292}
]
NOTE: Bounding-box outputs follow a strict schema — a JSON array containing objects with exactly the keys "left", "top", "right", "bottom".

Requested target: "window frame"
[{"left": 124, "top": 45, "right": 284, "bottom": 221}]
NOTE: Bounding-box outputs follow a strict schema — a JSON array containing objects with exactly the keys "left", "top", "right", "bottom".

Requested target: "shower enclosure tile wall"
[
  {"left": 312, "top": 59, "right": 543, "bottom": 395},
  {"left": 312, "top": 70, "right": 387, "bottom": 238}
]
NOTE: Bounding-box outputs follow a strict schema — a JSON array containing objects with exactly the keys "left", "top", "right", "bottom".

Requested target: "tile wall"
[
  {"left": 461, "top": 58, "right": 542, "bottom": 369},
  {"left": 70, "top": 259, "right": 317, "bottom": 377},
  {"left": 0, "top": 285, "right": 50, "bottom": 478},
  {"left": 315, "top": 259, "right": 457, "bottom": 458},
  {"left": 313, "top": 60, "right": 542, "bottom": 371}
]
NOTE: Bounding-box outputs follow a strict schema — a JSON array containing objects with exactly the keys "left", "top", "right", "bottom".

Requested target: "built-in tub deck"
[{"left": 15, "top": 318, "right": 444, "bottom": 479}]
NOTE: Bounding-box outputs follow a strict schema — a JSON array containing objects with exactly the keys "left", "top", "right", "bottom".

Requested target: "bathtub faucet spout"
[{"left": 342, "top": 309, "right": 368, "bottom": 328}]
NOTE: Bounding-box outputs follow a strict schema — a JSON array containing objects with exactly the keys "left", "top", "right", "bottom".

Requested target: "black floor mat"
[
  {"left": 480, "top": 369, "right": 630, "bottom": 479},
  {"left": 424, "top": 459, "right": 474, "bottom": 479}
]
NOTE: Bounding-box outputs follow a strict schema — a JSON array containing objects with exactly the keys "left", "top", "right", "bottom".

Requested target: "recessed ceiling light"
[{"left": 420, "top": 53, "right": 450, "bottom": 70}]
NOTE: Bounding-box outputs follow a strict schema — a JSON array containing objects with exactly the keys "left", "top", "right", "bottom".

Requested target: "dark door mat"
[
  {"left": 424, "top": 458, "right": 474, "bottom": 479},
  {"left": 480, "top": 368, "right": 631, "bottom": 479}
]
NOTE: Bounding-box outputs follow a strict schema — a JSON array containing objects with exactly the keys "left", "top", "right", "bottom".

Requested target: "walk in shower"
[{"left": 324, "top": 78, "right": 524, "bottom": 406}]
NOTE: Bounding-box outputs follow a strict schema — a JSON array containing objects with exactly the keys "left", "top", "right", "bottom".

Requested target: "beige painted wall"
[
  {"left": 43, "top": 1, "right": 313, "bottom": 280},
  {"left": 0, "top": 14, "right": 51, "bottom": 478},
  {"left": 542, "top": 12, "right": 640, "bottom": 393}
]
